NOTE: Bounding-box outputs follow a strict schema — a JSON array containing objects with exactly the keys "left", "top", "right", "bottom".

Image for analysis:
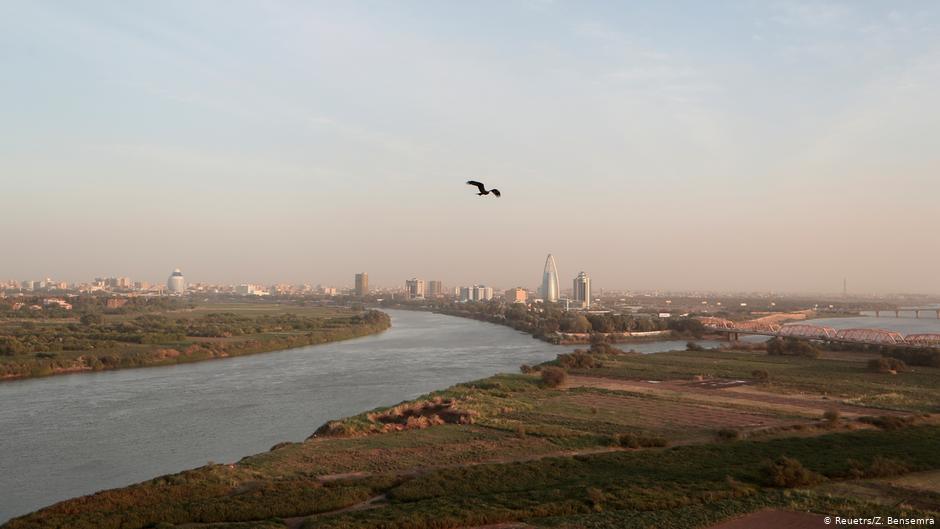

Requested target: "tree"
[
  {"left": 80, "top": 312, "right": 104, "bottom": 326},
  {"left": 541, "top": 366, "right": 567, "bottom": 388},
  {"left": 560, "top": 315, "right": 592, "bottom": 333}
]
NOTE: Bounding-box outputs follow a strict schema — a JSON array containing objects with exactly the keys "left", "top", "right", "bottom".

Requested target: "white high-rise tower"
[{"left": 541, "top": 254, "right": 559, "bottom": 302}]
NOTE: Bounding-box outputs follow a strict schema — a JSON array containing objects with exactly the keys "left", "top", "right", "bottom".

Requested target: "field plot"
[{"left": 573, "top": 349, "right": 940, "bottom": 413}]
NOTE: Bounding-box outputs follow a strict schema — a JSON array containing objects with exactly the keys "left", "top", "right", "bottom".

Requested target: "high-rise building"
[
  {"left": 167, "top": 268, "right": 186, "bottom": 295},
  {"left": 573, "top": 271, "right": 591, "bottom": 308},
  {"left": 541, "top": 254, "right": 560, "bottom": 302},
  {"left": 507, "top": 287, "right": 527, "bottom": 303},
  {"left": 355, "top": 273, "right": 369, "bottom": 297},
  {"left": 472, "top": 285, "right": 494, "bottom": 301},
  {"left": 405, "top": 278, "right": 425, "bottom": 300},
  {"left": 427, "top": 280, "right": 443, "bottom": 298},
  {"left": 459, "top": 286, "right": 472, "bottom": 302}
]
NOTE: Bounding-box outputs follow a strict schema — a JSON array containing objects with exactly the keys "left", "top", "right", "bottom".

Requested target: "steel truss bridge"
[{"left": 697, "top": 317, "right": 940, "bottom": 348}]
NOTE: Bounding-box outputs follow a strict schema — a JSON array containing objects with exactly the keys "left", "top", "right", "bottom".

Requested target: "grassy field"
[
  {"left": 4, "top": 343, "right": 938, "bottom": 529},
  {"left": 0, "top": 302, "right": 390, "bottom": 380}
]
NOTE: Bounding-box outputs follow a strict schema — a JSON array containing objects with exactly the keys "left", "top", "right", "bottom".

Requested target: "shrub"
[
  {"left": 80, "top": 312, "right": 104, "bottom": 326},
  {"left": 867, "top": 357, "right": 906, "bottom": 374},
  {"left": 686, "top": 342, "right": 705, "bottom": 351},
  {"left": 858, "top": 415, "right": 915, "bottom": 431},
  {"left": 716, "top": 428, "right": 740, "bottom": 441},
  {"left": 882, "top": 348, "right": 940, "bottom": 368},
  {"left": 540, "top": 366, "right": 567, "bottom": 388},
  {"left": 767, "top": 338, "right": 820, "bottom": 358},
  {"left": 556, "top": 351, "right": 600, "bottom": 369},
  {"left": 760, "top": 456, "right": 824, "bottom": 488},
  {"left": 866, "top": 456, "right": 910, "bottom": 478},
  {"left": 617, "top": 433, "right": 668, "bottom": 448},
  {"left": 823, "top": 409, "right": 841, "bottom": 427},
  {"left": 751, "top": 369, "right": 769, "bottom": 382},
  {"left": 586, "top": 487, "right": 606, "bottom": 511}
]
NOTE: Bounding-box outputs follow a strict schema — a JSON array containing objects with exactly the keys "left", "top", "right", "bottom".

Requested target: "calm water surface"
[{"left": 0, "top": 310, "right": 716, "bottom": 522}]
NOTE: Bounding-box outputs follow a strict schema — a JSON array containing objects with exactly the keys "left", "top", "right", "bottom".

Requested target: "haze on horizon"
[{"left": 2, "top": 1, "right": 939, "bottom": 294}]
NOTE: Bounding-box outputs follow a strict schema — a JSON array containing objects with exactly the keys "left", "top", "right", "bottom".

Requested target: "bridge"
[
  {"left": 871, "top": 307, "right": 940, "bottom": 319},
  {"left": 697, "top": 317, "right": 940, "bottom": 348}
]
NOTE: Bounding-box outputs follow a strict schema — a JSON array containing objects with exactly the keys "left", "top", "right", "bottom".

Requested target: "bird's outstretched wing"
[
  {"left": 466, "top": 180, "right": 486, "bottom": 193},
  {"left": 491, "top": 189, "right": 501, "bottom": 197}
]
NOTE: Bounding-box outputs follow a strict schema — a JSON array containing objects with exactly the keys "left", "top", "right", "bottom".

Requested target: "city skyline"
[
  {"left": 3, "top": 2, "right": 940, "bottom": 294},
  {"left": 2, "top": 262, "right": 937, "bottom": 297}
]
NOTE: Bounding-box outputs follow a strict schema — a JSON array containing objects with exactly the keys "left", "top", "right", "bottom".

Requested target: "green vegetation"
[
  {"left": 540, "top": 366, "right": 567, "bottom": 388},
  {"left": 766, "top": 337, "right": 820, "bottom": 358},
  {"left": 412, "top": 300, "right": 705, "bottom": 343},
  {"left": 0, "top": 304, "right": 390, "bottom": 380},
  {"left": 869, "top": 356, "right": 908, "bottom": 373},
  {"left": 5, "top": 339, "right": 939, "bottom": 529},
  {"left": 0, "top": 295, "right": 191, "bottom": 319}
]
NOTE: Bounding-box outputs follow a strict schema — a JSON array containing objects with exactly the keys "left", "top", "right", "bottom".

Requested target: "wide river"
[{"left": 0, "top": 310, "right": 716, "bottom": 522}]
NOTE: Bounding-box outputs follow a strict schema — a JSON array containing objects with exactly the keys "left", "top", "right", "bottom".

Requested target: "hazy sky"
[{"left": 2, "top": 1, "right": 939, "bottom": 294}]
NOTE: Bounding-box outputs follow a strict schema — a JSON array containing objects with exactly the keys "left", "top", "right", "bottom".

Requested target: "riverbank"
[
  {"left": 0, "top": 306, "right": 390, "bottom": 381},
  {"left": 386, "top": 302, "right": 702, "bottom": 344},
  {"left": 7, "top": 337, "right": 939, "bottom": 528}
]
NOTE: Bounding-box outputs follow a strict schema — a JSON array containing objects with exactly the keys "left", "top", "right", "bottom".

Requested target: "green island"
[
  {"left": 0, "top": 299, "right": 390, "bottom": 380},
  {"left": 5, "top": 338, "right": 939, "bottom": 529}
]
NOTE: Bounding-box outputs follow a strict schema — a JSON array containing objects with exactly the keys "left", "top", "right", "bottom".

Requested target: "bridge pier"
[
  {"left": 875, "top": 310, "right": 880, "bottom": 318},
  {"left": 895, "top": 310, "right": 900, "bottom": 318},
  {"left": 936, "top": 309, "right": 940, "bottom": 319},
  {"left": 916, "top": 310, "right": 921, "bottom": 319}
]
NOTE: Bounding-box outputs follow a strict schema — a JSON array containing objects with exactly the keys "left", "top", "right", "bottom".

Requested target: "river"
[{"left": 0, "top": 310, "right": 718, "bottom": 522}]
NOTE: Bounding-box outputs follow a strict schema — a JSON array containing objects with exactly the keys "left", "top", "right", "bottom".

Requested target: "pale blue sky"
[{"left": 2, "top": 1, "right": 939, "bottom": 293}]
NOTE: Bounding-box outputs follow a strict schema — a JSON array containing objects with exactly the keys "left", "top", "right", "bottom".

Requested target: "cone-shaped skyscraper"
[{"left": 541, "top": 254, "right": 560, "bottom": 302}]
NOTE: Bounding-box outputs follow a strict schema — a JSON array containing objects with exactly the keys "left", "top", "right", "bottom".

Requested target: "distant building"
[
  {"left": 472, "top": 285, "right": 494, "bottom": 301},
  {"left": 236, "top": 284, "right": 269, "bottom": 296},
  {"left": 427, "top": 280, "right": 443, "bottom": 298},
  {"left": 507, "top": 287, "right": 527, "bottom": 304},
  {"left": 43, "top": 298, "right": 73, "bottom": 310},
  {"left": 167, "top": 268, "right": 186, "bottom": 295},
  {"left": 405, "top": 278, "right": 425, "bottom": 300},
  {"left": 106, "top": 298, "right": 128, "bottom": 309},
  {"left": 573, "top": 271, "right": 591, "bottom": 308},
  {"left": 355, "top": 273, "right": 369, "bottom": 297},
  {"left": 541, "top": 254, "right": 560, "bottom": 302}
]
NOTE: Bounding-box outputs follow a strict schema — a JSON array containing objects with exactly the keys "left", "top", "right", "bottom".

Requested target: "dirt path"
[
  {"left": 706, "top": 509, "right": 828, "bottom": 529},
  {"left": 283, "top": 494, "right": 387, "bottom": 529},
  {"left": 566, "top": 375, "right": 907, "bottom": 418}
]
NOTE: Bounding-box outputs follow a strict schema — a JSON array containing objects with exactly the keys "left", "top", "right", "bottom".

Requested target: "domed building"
[{"left": 167, "top": 268, "right": 186, "bottom": 295}]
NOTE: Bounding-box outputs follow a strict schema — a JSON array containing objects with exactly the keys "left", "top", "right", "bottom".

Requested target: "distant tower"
[
  {"left": 427, "top": 280, "right": 443, "bottom": 298},
  {"left": 541, "top": 254, "right": 560, "bottom": 302},
  {"left": 167, "top": 268, "right": 186, "bottom": 295},
  {"left": 573, "top": 271, "right": 591, "bottom": 308},
  {"left": 355, "top": 273, "right": 369, "bottom": 297}
]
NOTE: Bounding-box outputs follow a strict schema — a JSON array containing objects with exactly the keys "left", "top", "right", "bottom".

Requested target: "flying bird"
[{"left": 466, "top": 180, "right": 501, "bottom": 197}]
